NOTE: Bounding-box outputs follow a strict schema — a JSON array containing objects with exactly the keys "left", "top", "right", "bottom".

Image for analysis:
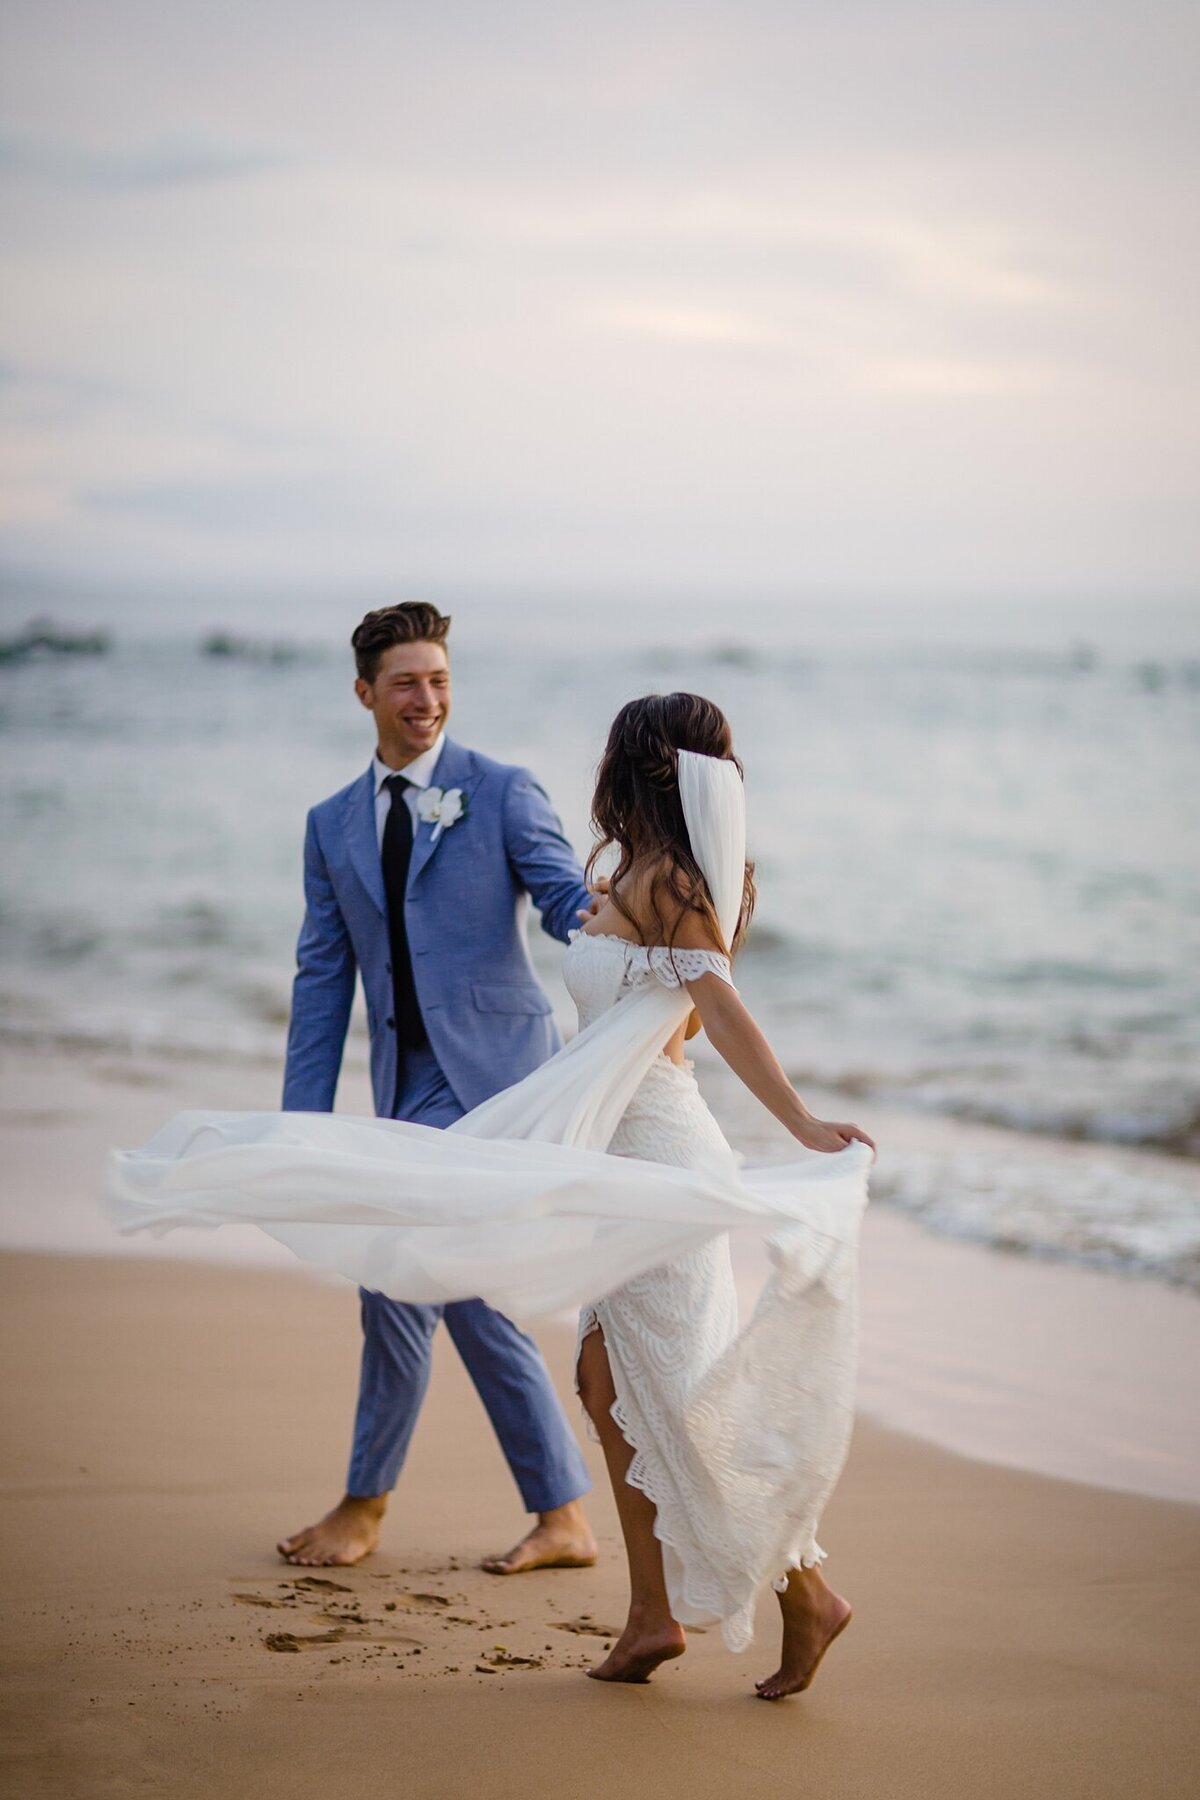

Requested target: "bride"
[{"left": 107, "top": 692, "right": 874, "bottom": 1700}]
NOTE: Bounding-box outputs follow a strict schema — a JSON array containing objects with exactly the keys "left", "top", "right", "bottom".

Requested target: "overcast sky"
[{"left": 1, "top": 0, "right": 1197, "bottom": 615}]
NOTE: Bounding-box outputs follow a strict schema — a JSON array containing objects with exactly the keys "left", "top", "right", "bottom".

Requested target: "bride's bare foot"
[
  {"left": 755, "top": 1565, "right": 852, "bottom": 1700},
  {"left": 277, "top": 1493, "right": 387, "bottom": 1567},
  {"left": 587, "top": 1609, "right": 687, "bottom": 1684},
  {"left": 481, "top": 1499, "right": 598, "bottom": 1575}
]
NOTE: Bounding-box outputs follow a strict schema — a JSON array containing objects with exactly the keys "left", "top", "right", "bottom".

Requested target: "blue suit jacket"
[{"left": 282, "top": 737, "right": 591, "bottom": 1117}]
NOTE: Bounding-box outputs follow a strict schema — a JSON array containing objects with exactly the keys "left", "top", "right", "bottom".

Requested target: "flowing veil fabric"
[{"left": 105, "top": 751, "right": 870, "bottom": 1322}]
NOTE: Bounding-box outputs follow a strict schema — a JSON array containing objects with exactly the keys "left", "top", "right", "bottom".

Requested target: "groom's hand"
[{"left": 577, "top": 877, "right": 610, "bottom": 922}]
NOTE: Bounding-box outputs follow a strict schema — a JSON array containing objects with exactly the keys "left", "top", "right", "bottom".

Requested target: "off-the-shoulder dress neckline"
[
  {"left": 572, "top": 928, "right": 726, "bottom": 953},
  {"left": 572, "top": 928, "right": 656, "bottom": 947}
]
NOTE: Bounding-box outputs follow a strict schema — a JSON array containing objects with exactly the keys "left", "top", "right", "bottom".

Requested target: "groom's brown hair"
[{"left": 352, "top": 603, "right": 452, "bottom": 681}]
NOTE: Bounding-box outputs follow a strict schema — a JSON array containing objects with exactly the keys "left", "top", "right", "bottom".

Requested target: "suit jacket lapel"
[
  {"left": 407, "top": 738, "right": 480, "bottom": 889},
  {"left": 343, "top": 768, "right": 387, "bottom": 916}
]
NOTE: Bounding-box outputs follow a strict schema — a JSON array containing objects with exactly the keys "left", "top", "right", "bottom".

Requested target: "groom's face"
[{"left": 356, "top": 641, "right": 452, "bottom": 765}]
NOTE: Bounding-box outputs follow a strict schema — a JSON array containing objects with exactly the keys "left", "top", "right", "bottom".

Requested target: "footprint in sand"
[
  {"left": 239, "top": 1579, "right": 463, "bottom": 1659},
  {"left": 478, "top": 1646, "right": 546, "bottom": 1670},
  {"left": 264, "top": 1622, "right": 425, "bottom": 1654},
  {"left": 379, "top": 1591, "right": 452, "bottom": 1614},
  {"left": 231, "top": 1576, "right": 354, "bottom": 1611},
  {"left": 550, "top": 1618, "right": 623, "bottom": 1638},
  {"left": 264, "top": 1629, "right": 348, "bottom": 1653}
]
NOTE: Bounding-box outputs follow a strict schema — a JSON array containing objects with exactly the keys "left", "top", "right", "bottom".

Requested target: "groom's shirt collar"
[{"left": 372, "top": 732, "right": 446, "bottom": 795}]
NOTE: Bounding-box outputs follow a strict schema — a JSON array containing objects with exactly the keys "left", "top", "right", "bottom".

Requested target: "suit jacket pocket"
[{"left": 470, "top": 983, "right": 553, "bottom": 1016}]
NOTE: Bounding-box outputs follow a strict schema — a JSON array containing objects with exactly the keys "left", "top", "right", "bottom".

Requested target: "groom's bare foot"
[
  {"left": 755, "top": 1565, "right": 852, "bottom": 1700},
  {"left": 587, "top": 1612, "right": 687, "bottom": 1683},
  {"left": 277, "top": 1493, "right": 388, "bottom": 1567},
  {"left": 480, "top": 1499, "right": 597, "bottom": 1575}
]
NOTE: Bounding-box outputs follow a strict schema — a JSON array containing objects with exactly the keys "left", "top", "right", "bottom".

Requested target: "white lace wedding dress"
[
  {"left": 106, "top": 752, "right": 870, "bottom": 1652},
  {"left": 567, "top": 931, "right": 845, "bottom": 1649}
]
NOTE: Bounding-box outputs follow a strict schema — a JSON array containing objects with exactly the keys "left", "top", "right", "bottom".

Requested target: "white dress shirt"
[{"left": 372, "top": 733, "right": 446, "bottom": 852}]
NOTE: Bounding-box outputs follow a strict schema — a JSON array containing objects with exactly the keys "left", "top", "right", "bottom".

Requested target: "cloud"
[
  {"left": 77, "top": 474, "right": 387, "bottom": 535},
  {"left": 0, "top": 130, "right": 292, "bottom": 190},
  {"left": 0, "top": 0, "right": 1195, "bottom": 600},
  {"left": 0, "top": 361, "right": 127, "bottom": 418},
  {"left": 861, "top": 357, "right": 1060, "bottom": 399},
  {"left": 590, "top": 301, "right": 776, "bottom": 346}
]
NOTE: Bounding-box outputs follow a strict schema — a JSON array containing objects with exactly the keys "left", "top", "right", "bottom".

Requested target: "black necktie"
[{"left": 381, "top": 775, "right": 427, "bottom": 1053}]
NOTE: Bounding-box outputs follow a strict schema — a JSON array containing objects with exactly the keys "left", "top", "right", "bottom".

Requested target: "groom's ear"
[{"left": 354, "top": 678, "right": 375, "bottom": 711}]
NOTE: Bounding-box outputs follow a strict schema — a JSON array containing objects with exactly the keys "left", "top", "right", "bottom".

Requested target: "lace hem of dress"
[{"left": 574, "top": 1311, "right": 824, "bottom": 1654}]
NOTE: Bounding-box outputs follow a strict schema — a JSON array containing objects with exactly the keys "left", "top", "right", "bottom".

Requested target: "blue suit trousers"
[{"left": 346, "top": 1045, "right": 590, "bottom": 1512}]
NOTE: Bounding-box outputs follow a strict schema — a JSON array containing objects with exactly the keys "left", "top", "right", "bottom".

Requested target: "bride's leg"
[
  {"left": 755, "top": 1563, "right": 853, "bottom": 1700},
  {"left": 575, "top": 1325, "right": 687, "bottom": 1683}
]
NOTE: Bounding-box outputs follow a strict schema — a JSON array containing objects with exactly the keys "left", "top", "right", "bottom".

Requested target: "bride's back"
[
  {"left": 579, "top": 855, "right": 728, "bottom": 1054},
  {"left": 582, "top": 854, "right": 726, "bottom": 956}
]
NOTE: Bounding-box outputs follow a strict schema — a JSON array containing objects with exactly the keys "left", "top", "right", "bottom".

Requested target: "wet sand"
[{"left": 2, "top": 1249, "right": 1199, "bottom": 1800}]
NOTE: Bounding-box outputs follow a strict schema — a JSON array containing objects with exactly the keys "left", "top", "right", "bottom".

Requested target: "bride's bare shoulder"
[{"left": 618, "top": 854, "right": 725, "bottom": 952}]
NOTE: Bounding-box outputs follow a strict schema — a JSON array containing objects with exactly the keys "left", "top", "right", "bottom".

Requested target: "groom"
[{"left": 277, "top": 601, "right": 597, "bottom": 1571}]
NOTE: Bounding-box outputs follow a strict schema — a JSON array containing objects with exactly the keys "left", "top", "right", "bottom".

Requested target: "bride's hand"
[{"left": 798, "top": 1117, "right": 876, "bottom": 1157}]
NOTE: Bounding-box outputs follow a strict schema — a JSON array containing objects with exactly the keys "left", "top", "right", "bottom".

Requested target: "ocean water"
[{"left": 2, "top": 595, "right": 1198, "bottom": 1286}]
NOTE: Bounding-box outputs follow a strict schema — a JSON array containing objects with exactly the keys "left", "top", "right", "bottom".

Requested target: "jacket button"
[
  {"left": 386, "top": 1017, "right": 395, "bottom": 1029},
  {"left": 385, "top": 963, "right": 392, "bottom": 975}
]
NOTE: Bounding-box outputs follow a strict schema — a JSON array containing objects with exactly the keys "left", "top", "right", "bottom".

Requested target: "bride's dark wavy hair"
[{"left": 586, "top": 693, "right": 755, "bottom": 956}]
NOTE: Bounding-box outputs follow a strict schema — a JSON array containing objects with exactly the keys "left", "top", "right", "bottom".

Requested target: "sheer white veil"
[{"left": 675, "top": 748, "right": 746, "bottom": 952}]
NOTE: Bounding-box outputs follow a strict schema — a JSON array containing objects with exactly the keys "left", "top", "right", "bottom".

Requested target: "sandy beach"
[
  {"left": 1, "top": 1045, "right": 1199, "bottom": 1798},
  {"left": 3, "top": 1249, "right": 1199, "bottom": 1800}
]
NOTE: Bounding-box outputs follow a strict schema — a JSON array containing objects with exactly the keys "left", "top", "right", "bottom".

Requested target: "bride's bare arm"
[
  {"left": 687, "top": 973, "right": 874, "bottom": 1155},
  {"left": 645, "top": 893, "right": 874, "bottom": 1155},
  {"left": 611, "top": 861, "right": 873, "bottom": 1155}
]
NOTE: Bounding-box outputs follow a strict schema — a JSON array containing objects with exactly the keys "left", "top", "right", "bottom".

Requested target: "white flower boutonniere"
[{"left": 416, "top": 785, "right": 468, "bottom": 844}]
